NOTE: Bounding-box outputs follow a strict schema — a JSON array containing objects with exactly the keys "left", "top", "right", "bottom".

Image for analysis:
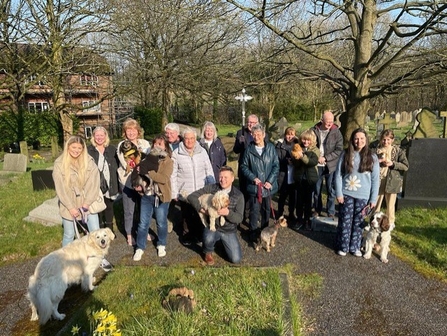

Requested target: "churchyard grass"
[{"left": 66, "top": 265, "right": 303, "bottom": 336}]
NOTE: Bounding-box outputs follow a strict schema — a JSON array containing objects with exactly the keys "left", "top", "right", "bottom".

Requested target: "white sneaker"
[
  {"left": 353, "top": 250, "right": 362, "bottom": 257},
  {"left": 133, "top": 249, "right": 144, "bottom": 261},
  {"left": 157, "top": 245, "right": 166, "bottom": 257},
  {"left": 337, "top": 250, "right": 347, "bottom": 256},
  {"left": 100, "top": 258, "right": 113, "bottom": 272}
]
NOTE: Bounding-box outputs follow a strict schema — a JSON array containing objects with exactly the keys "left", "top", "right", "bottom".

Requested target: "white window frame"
[{"left": 28, "top": 102, "right": 49, "bottom": 113}]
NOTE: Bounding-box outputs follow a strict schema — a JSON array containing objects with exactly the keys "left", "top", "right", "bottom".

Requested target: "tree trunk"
[
  {"left": 341, "top": 96, "right": 370, "bottom": 145},
  {"left": 59, "top": 111, "right": 73, "bottom": 141}
]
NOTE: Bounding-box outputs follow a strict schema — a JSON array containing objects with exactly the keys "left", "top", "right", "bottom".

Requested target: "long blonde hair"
[{"left": 61, "top": 136, "right": 89, "bottom": 187}]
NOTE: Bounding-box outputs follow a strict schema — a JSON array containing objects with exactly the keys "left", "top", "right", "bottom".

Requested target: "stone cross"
[
  {"left": 235, "top": 88, "right": 253, "bottom": 126},
  {"left": 376, "top": 113, "right": 394, "bottom": 136}
]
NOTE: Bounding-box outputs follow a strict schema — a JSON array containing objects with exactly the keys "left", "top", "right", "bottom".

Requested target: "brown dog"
[
  {"left": 120, "top": 140, "right": 142, "bottom": 176},
  {"left": 255, "top": 216, "right": 287, "bottom": 252},
  {"left": 291, "top": 143, "right": 303, "bottom": 159},
  {"left": 162, "top": 287, "right": 196, "bottom": 314}
]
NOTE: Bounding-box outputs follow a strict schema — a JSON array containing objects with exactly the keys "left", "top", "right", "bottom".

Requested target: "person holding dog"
[
  {"left": 334, "top": 128, "right": 380, "bottom": 257},
  {"left": 374, "top": 129, "right": 409, "bottom": 228},
  {"left": 53, "top": 136, "right": 101, "bottom": 246},
  {"left": 87, "top": 126, "right": 119, "bottom": 233},
  {"left": 133, "top": 134, "right": 173, "bottom": 260},
  {"left": 240, "top": 123, "right": 279, "bottom": 242},
  {"left": 117, "top": 118, "right": 151, "bottom": 246},
  {"left": 188, "top": 166, "right": 244, "bottom": 265}
]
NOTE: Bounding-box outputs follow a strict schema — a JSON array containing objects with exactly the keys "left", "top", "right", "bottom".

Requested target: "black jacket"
[{"left": 87, "top": 144, "right": 120, "bottom": 196}]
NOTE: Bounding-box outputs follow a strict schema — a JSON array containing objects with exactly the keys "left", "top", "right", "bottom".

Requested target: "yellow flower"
[
  {"left": 94, "top": 323, "right": 106, "bottom": 333},
  {"left": 93, "top": 308, "right": 109, "bottom": 321},
  {"left": 71, "top": 325, "right": 81, "bottom": 335}
]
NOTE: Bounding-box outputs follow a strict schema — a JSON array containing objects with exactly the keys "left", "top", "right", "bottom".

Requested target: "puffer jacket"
[
  {"left": 291, "top": 145, "right": 320, "bottom": 185},
  {"left": 312, "top": 123, "right": 344, "bottom": 173},
  {"left": 199, "top": 137, "right": 227, "bottom": 181},
  {"left": 241, "top": 141, "right": 279, "bottom": 197},
  {"left": 187, "top": 183, "right": 244, "bottom": 233},
  {"left": 171, "top": 141, "right": 216, "bottom": 199},
  {"left": 374, "top": 144, "right": 409, "bottom": 194},
  {"left": 52, "top": 155, "right": 100, "bottom": 220},
  {"left": 275, "top": 138, "right": 297, "bottom": 190}
]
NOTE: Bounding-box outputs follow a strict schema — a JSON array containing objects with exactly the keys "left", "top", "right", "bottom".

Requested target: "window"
[
  {"left": 80, "top": 74, "right": 98, "bottom": 86},
  {"left": 28, "top": 102, "right": 49, "bottom": 113},
  {"left": 26, "top": 74, "right": 45, "bottom": 86},
  {"left": 82, "top": 100, "right": 100, "bottom": 112}
]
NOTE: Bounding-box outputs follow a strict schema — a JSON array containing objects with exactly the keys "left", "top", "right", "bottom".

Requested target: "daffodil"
[
  {"left": 71, "top": 324, "right": 81, "bottom": 335},
  {"left": 93, "top": 308, "right": 109, "bottom": 321},
  {"left": 345, "top": 175, "right": 361, "bottom": 191}
]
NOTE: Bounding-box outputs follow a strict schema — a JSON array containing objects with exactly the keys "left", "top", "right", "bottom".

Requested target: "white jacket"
[{"left": 171, "top": 141, "right": 215, "bottom": 199}]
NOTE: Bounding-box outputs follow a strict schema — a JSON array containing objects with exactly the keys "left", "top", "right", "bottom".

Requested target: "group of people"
[{"left": 52, "top": 112, "right": 409, "bottom": 267}]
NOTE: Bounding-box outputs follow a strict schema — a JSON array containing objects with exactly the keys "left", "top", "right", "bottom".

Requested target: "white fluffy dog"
[
  {"left": 27, "top": 228, "right": 115, "bottom": 325},
  {"left": 198, "top": 190, "right": 230, "bottom": 231},
  {"left": 363, "top": 212, "right": 392, "bottom": 263}
]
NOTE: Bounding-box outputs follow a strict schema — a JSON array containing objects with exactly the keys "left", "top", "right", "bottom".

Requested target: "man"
[
  {"left": 233, "top": 114, "right": 269, "bottom": 221},
  {"left": 165, "top": 123, "right": 182, "bottom": 151},
  {"left": 312, "top": 110, "right": 343, "bottom": 219},
  {"left": 188, "top": 166, "right": 244, "bottom": 265},
  {"left": 240, "top": 124, "right": 279, "bottom": 242}
]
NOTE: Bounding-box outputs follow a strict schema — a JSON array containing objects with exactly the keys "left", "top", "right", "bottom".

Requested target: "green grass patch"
[{"left": 67, "top": 266, "right": 302, "bottom": 336}]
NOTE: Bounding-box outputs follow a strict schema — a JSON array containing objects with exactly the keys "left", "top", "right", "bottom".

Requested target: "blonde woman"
[
  {"left": 199, "top": 121, "right": 227, "bottom": 181},
  {"left": 117, "top": 118, "right": 151, "bottom": 246},
  {"left": 291, "top": 129, "right": 320, "bottom": 230},
  {"left": 53, "top": 136, "right": 101, "bottom": 246},
  {"left": 87, "top": 126, "right": 119, "bottom": 233}
]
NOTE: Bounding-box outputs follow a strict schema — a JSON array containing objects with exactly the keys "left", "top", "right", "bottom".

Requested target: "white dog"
[
  {"left": 198, "top": 190, "right": 230, "bottom": 231},
  {"left": 27, "top": 228, "right": 115, "bottom": 325},
  {"left": 363, "top": 212, "right": 392, "bottom": 263}
]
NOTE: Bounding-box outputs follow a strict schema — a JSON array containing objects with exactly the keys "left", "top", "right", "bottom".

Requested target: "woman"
[
  {"left": 133, "top": 135, "right": 173, "bottom": 260},
  {"left": 291, "top": 129, "right": 320, "bottom": 230},
  {"left": 240, "top": 124, "right": 279, "bottom": 242},
  {"left": 87, "top": 127, "right": 119, "bottom": 233},
  {"left": 117, "top": 118, "right": 151, "bottom": 246},
  {"left": 374, "top": 129, "right": 409, "bottom": 227},
  {"left": 275, "top": 127, "right": 298, "bottom": 221},
  {"left": 334, "top": 128, "right": 380, "bottom": 257},
  {"left": 199, "top": 121, "right": 227, "bottom": 181},
  {"left": 171, "top": 127, "right": 215, "bottom": 245},
  {"left": 53, "top": 136, "right": 101, "bottom": 246}
]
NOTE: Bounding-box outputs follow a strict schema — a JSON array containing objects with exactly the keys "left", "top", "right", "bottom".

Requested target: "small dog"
[
  {"left": 131, "top": 147, "right": 166, "bottom": 195},
  {"left": 120, "top": 140, "right": 142, "bottom": 176},
  {"left": 27, "top": 228, "right": 115, "bottom": 325},
  {"left": 198, "top": 190, "right": 230, "bottom": 231},
  {"left": 255, "top": 216, "right": 287, "bottom": 252},
  {"left": 291, "top": 143, "right": 303, "bottom": 159},
  {"left": 162, "top": 287, "right": 196, "bottom": 314},
  {"left": 363, "top": 212, "right": 392, "bottom": 263}
]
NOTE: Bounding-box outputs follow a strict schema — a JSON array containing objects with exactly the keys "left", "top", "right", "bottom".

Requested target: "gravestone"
[
  {"left": 440, "top": 111, "right": 447, "bottom": 138},
  {"left": 376, "top": 113, "right": 394, "bottom": 137},
  {"left": 2, "top": 153, "right": 27, "bottom": 172},
  {"left": 395, "top": 112, "right": 401, "bottom": 124},
  {"left": 272, "top": 117, "right": 289, "bottom": 140},
  {"left": 398, "top": 138, "right": 447, "bottom": 208},
  {"left": 31, "top": 170, "right": 55, "bottom": 191},
  {"left": 24, "top": 196, "right": 61, "bottom": 226},
  {"left": 19, "top": 141, "right": 28, "bottom": 158},
  {"left": 413, "top": 108, "right": 438, "bottom": 138}
]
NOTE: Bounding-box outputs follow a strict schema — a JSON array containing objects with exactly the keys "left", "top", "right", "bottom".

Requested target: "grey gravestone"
[
  {"left": 3, "top": 153, "right": 27, "bottom": 172},
  {"left": 395, "top": 112, "right": 401, "bottom": 124},
  {"left": 273, "top": 117, "right": 289, "bottom": 138},
  {"left": 19, "top": 141, "right": 28, "bottom": 158},
  {"left": 398, "top": 138, "right": 447, "bottom": 208},
  {"left": 24, "top": 196, "right": 61, "bottom": 226}
]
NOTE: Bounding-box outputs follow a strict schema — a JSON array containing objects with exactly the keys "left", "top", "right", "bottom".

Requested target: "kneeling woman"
[{"left": 133, "top": 135, "right": 173, "bottom": 260}]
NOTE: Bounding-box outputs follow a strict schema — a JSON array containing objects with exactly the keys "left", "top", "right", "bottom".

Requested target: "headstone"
[
  {"left": 395, "top": 112, "right": 401, "bottom": 124},
  {"left": 374, "top": 111, "right": 381, "bottom": 120},
  {"left": 376, "top": 113, "right": 394, "bottom": 137},
  {"left": 24, "top": 196, "right": 61, "bottom": 226},
  {"left": 398, "top": 138, "right": 447, "bottom": 208},
  {"left": 2, "top": 153, "right": 27, "bottom": 172},
  {"left": 390, "top": 111, "right": 396, "bottom": 119},
  {"left": 19, "top": 141, "right": 28, "bottom": 158},
  {"left": 440, "top": 111, "right": 447, "bottom": 138},
  {"left": 31, "top": 170, "right": 55, "bottom": 191},
  {"left": 412, "top": 108, "right": 438, "bottom": 138},
  {"left": 273, "top": 117, "right": 289, "bottom": 139}
]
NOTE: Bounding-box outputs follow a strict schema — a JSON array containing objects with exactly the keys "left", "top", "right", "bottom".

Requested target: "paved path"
[{"left": 1, "top": 223, "right": 446, "bottom": 335}]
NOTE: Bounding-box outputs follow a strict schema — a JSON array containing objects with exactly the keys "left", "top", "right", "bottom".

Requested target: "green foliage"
[
  {"left": 273, "top": 101, "right": 315, "bottom": 122},
  {"left": 134, "top": 106, "right": 163, "bottom": 138}
]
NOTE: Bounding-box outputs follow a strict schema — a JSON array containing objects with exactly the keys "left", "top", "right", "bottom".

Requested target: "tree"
[{"left": 225, "top": 0, "right": 447, "bottom": 141}]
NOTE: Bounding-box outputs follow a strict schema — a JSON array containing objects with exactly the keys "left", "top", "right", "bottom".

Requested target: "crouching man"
[{"left": 187, "top": 166, "right": 244, "bottom": 265}]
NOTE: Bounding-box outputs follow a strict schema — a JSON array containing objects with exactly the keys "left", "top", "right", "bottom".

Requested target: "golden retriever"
[
  {"left": 198, "top": 190, "right": 230, "bottom": 231},
  {"left": 27, "top": 228, "right": 115, "bottom": 325}
]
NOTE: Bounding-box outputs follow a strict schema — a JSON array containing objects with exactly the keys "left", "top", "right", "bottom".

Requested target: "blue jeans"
[
  {"left": 136, "top": 195, "right": 169, "bottom": 250},
  {"left": 203, "top": 227, "right": 242, "bottom": 264},
  {"left": 335, "top": 195, "right": 367, "bottom": 253},
  {"left": 62, "top": 214, "right": 100, "bottom": 246},
  {"left": 314, "top": 167, "right": 336, "bottom": 216}
]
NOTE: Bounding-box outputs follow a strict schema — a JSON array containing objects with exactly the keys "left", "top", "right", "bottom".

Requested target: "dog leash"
[{"left": 73, "top": 208, "right": 89, "bottom": 240}]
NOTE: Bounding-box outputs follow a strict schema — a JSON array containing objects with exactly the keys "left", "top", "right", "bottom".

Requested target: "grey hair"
[
  {"left": 182, "top": 126, "right": 197, "bottom": 138},
  {"left": 165, "top": 123, "right": 180, "bottom": 133},
  {"left": 200, "top": 121, "right": 217, "bottom": 140},
  {"left": 251, "top": 123, "right": 264, "bottom": 134}
]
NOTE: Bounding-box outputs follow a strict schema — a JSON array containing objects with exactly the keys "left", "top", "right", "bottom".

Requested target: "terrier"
[{"left": 255, "top": 216, "right": 287, "bottom": 252}]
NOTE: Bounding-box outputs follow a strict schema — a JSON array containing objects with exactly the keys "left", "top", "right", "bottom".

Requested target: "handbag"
[
  {"left": 99, "top": 156, "right": 109, "bottom": 194},
  {"left": 88, "top": 188, "right": 107, "bottom": 214}
]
